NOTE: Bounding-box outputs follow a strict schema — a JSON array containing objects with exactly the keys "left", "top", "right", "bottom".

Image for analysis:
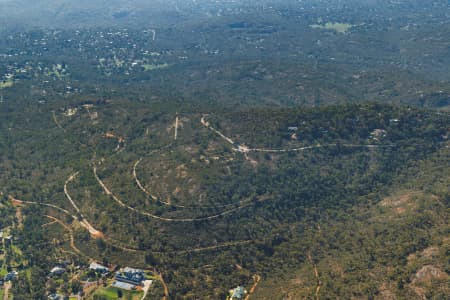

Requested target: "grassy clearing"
[
  {"left": 0, "top": 80, "right": 14, "bottom": 89},
  {"left": 143, "top": 63, "right": 170, "bottom": 71},
  {"left": 0, "top": 266, "right": 7, "bottom": 277},
  {"left": 310, "top": 22, "right": 354, "bottom": 33},
  {"left": 93, "top": 286, "right": 143, "bottom": 300}
]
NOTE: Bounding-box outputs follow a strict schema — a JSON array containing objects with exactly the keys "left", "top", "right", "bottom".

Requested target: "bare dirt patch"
[
  {"left": 376, "top": 283, "right": 396, "bottom": 300},
  {"left": 413, "top": 265, "right": 448, "bottom": 284},
  {"left": 176, "top": 164, "right": 188, "bottom": 178},
  {"left": 379, "top": 191, "right": 422, "bottom": 214}
]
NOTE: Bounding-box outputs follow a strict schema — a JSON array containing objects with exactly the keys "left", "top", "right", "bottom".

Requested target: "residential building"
[
  {"left": 89, "top": 262, "right": 109, "bottom": 273},
  {"left": 115, "top": 267, "right": 145, "bottom": 286},
  {"left": 49, "top": 266, "right": 65, "bottom": 277},
  {"left": 230, "top": 286, "right": 245, "bottom": 299}
]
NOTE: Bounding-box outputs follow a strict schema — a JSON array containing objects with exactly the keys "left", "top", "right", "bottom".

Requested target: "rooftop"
[
  {"left": 112, "top": 281, "right": 136, "bottom": 290},
  {"left": 231, "top": 286, "right": 245, "bottom": 299},
  {"left": 89, "top": 262, "right": 108, "bottom": 271}
]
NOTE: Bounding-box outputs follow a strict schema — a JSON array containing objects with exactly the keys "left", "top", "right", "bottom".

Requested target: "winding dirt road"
[
  {"left": 44, "top": 215, "right": 84, "bottom": 256},
  {"left": 201, "top": 115, "right": 394, "bottom": 153},
  {"left": 64, "top": 173, "right": 103, "bottom": 238},
  {"left": 95, "top": 165, "right": 260, "bottom": 222},
  {"left": 133, "top": 158, "right": 255, "bottom": 209},
  {"left": 308, "top": 252, "right": 321, "bottom": 300},
  {"left": 245, "top": 274, "right": 261, "bottom": 300},
  {"left": 157, "top": 272, "right": 169, "bottom": 300},
  {"left": 52, "top": 110, "right": 63, "bottom": 129},
  {"left": 3, "top": 281, "right": 11, "bottom": 300}
]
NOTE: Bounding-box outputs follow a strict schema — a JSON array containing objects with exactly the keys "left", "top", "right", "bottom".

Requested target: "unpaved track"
[
  {"left": 158, "top": 272, "right": 169, "bottom": 300},
  {"left": 64, "top": 172, "right": 82, "bottom": 214},
  {"left": 44, "top": 215, "right": 87, "bottom": 258},
  {"left": 10, "top": 197, "right": 75, "bottom": 219},
  {"left": 102, "top": 235, "right": 252, "bottom": 255},
  {"left": 308, "top": 252, "right": 321, "bottom": 300},
  {"left": 52, "top": 110, "right": 63, "bottom": 129},
  {"left": 201, "top": 115, "right": 394, "bottom": 153},
  {"left": 133, "top": 158, "right": 254, "bottom": 209},
  {"left": 3, "top": 281, "right": 11, "bottom": 300},
  {"left": 245, "top": 274, "right": 261, "bottom": 300},
  {"left": 95, "top": 165, "right": 260, "bottom": 222},
  {"left": 174, "top": 115, "right": 179, "bottom": 140},
  {"left": 64, "top": 173, "right": 103, "bottom": 237},
  {"left": 201, "top": 116, "right": 235, "bottom": 145}
]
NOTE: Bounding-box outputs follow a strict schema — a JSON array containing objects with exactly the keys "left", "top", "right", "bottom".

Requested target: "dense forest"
[
  {"left": 0, "top": 0, "right": 449, "bottom": 299},
  {"left": 0, "top": 96, "right": 448, "bottom": 298}
]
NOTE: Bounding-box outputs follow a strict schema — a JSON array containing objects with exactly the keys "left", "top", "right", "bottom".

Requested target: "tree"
[
  {"left": 47, "top": 278, "right": 57, "bottom": 294},
  {"left": 71, "top": 279, "right": 82, "bottom": 294}
]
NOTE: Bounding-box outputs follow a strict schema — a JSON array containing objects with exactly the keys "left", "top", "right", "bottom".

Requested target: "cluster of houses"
[
  {"left": 46, "top": 261, "right": 148, "bottom": 293},
  {"left": 112, "top": 267, "right": 146, "bottom": 290}
]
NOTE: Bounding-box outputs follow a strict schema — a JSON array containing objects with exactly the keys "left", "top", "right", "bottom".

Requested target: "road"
[
  {"left": 10, "top": 197, "right": 74, "bottom": 219},
  {"left": 64, "top": 172, "right": 82, "bottom": 214},
  {"left": 244, "top": 274, "right": 261, "bottom": 300},
  {"left": 3, "top": 281, "right": 11, "bottom": 300},
  {"left": 308, "top": 252, "right": 321, "bottom": 300},
  {"left": 201, "top": 115, "right": 394, "bottom": 153},
  {"left": 64, "top": 173, "right": 103, "bottom": 238},
  {"left": 52, "top": 110, "right": 63, "bottom": 129},
  {"left": 174, "top": 115, "right": 179, "bottom": 140},
  {"left": 201, "top": 116, "right": 235, "bottom": 145},
  {"left": 44, "top": 215, "right": 84, "bottom": 256},
  {"left": 96, "top": 165, "right": 260, "bottom": 222},
  {"left": 157, "top": 272, "right": 169, "bottom": 300},
  {"left": 141, "top": 280, "right": 153, "bottom": 300},
  {"left": 133, "top": 158, "right": 254, "bottom": 209}
]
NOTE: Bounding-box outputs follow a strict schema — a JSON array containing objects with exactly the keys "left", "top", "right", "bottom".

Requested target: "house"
[
  {"left": 115, "top": 267, "right": 145, "bottom": 286},
  {"left": 230, "top": 286, "right": 246, "bottom": 299},
  {"left": 48, "top": 294, "right": 65, "bottom": 300},
  {"left": 288, "top": 126, "right": 298, "bottom": 131},
  {"left": 370, "top": 129, "right": 387, "bottom": 140},
  {"left": 4, "top": 271, "right": 18, "bottom": 281},
  {"left": 89, "top": 262, "right": 109, "bottom": 273},
  {"left": 49, "top": 266, "right": 65, "bottom": 277}
]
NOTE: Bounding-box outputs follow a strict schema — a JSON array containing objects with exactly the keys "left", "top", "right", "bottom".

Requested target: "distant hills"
[{"left": 2, "top": 0, "right": 448, "bottom": 30}]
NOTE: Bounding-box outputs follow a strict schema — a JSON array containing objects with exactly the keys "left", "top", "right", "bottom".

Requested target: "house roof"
[
  {"left": 122, "top": 267, "right": 143, "bottom": 274},
  {"left": 50, "top": 267, "right": 65, "bottom": 274},
  {"left": 231, "top": 286, "right": 245, "bottom": 299},
  {"left": 89, "top": 262, "right": 108, "bottom": 271},
  {"left": 112, "top": 281, "right": 136, "bottom": 290}
]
